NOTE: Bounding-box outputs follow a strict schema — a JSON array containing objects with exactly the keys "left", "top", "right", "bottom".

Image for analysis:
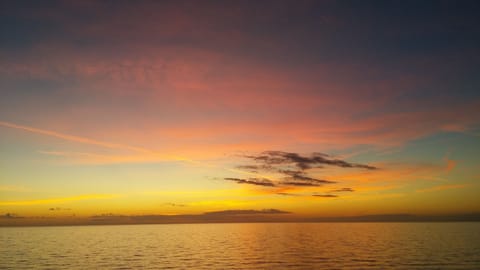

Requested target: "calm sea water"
[{"left": 1, "top": 223, "right": 480, "bottom": 269}]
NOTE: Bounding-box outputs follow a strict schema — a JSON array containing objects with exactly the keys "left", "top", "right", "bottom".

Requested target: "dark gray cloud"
[
  {"left": 279, "top": 169, "right": 336, "bottom": 184},
  {"left": 222, "top": 177, "right": 330, "bottom": 188},
  {"left": 245, "top": 151, "right": 377, "bottom": 171},
  {"left": 280, "top": 181, "right": 323, "bottom": 187},
  {"left": 164, "top": 203, "right": 187, "bottom": 207},
  {"left": 312, "top": 194, "right": 338, "bottom": 198},
  {"left": 226, "top": 151, "right": 376, "bottom": 189},
  {"left": 49, "top": 207, "right": 71, "bottom": 211},
  {"left": 276, "top": 192, "right": 300, "bottom": 196},
  {"left": 331, "top": 188, "right": 355, "bottom": 192},
  {"left": 204, "top": 209, "right": 290, "bottom": 215},
  {"left": 235, "top": 165, "right": 274, "bottom": 173},
  {"left": 0, "top": 213, "right": 23, "bottom": 219},
  {"left": 224, "top": 177, "right": 275, "bottom": 187}
]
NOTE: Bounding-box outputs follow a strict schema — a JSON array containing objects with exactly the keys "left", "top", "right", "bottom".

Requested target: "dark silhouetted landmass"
[
  {"left": 1, "top": 212, "right": 480, "bottom": 226},
  {"left": 305, "top": 213, "right": 480, "bottom": 222}
]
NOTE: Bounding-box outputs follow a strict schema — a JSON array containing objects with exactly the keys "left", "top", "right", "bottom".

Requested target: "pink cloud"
[{"left": 2, "top": 1, "right": 479, "bottom": 157}]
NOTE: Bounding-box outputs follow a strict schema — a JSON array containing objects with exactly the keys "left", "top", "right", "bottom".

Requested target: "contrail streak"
[
  {"left": 0, "top": 120, "right": 196, "bottom": 163},
  {"left": 0, "top": 120, "right": 271, "bottom": 180},
  {"left": 0, "top": 121, "right": 151, "bottom": 153}
]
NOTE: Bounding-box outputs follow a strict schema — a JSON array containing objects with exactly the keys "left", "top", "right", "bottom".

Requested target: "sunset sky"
[{"left": 1, "top": 0, "right": 479, "bottom": 225}]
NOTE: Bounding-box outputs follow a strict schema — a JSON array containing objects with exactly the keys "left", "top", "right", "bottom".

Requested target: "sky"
[{"left": 1, "top": 0, "right": 480, "bottom": 225}]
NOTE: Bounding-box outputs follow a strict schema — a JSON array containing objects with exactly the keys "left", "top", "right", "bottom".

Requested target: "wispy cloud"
[
  {"left": 203, "top": 209, "right": 290, "bottom": 215},
  {"left": 280, "top": 169, "right": 336, "bottom": 183},
  {"left": 164, "top": 203, "right": 187, "bottom": 207},
  {"left": 38, "top": 150, "right": 171, "bottom": 165},
  {"left": 223, "top": 177, "right": 275, "bottom": 187},
  {"left": 312, "top": 194, "right": 338, "bottom": 198},
  {"left": 276, "top": 192, "right": 300, "bottom": 196},
  {"left": 48, "top": 207, "right": 72, "bottom": 211},
  {"left": 1, "top": 121, "right": 211, "bottom": 167},
  {"left": 0, "top": 121, "right": 151, "bottom": 153},
  {"left": 331, "top": 188, "right": 355, "bottom": 192},
  {"left": 279, "top": 181, "right": 324, "bottom": 187},
  {"left": 2, "top": 122, "right": 299, "bottom": 190}
]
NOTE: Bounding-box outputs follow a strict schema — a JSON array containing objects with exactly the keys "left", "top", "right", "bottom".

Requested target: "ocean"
[{"left": 1, "top": 222, "right": 479, "bottom": 269}]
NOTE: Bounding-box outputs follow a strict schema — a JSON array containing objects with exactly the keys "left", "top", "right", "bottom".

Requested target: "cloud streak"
[
  {"left": 1, "top": 121, "right": 216, "bottom": 168},
  {"left": 164, "top": 203, "right": 187, "bottom": 207},
  {"left": 49, "top": 207, "right": 72, "bottom": 211},
  {"left": 276, "top": 192, "right": 300, "bottom": 196},
  {"left": 312, "top": 194, "right": 338, "bottom": 198},
  {"left": 1, "top": 121, "right": 217, "bottom": 168},
  {"left": 224, "top": 177, "right": 275, "bottom": 187},
  {"left": 279, "top": 169, "right": 336, "bottom": 185},
  {"left": 0, "top": 121, "right": 151, "bottom": 153},
  {"left": 279, "top": 181, "right": 325, "bottom": 187},
  {"left": 2, "top": 121, "right": 300, "bottom": 187},
  {"left": 203, "top": 209, "right": 290, "bottom": 215},
  {"left": 331, "top": 188, "right": 355, "bottom": 192}
]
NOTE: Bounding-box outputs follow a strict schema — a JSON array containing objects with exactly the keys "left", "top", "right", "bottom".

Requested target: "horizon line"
[{"left": 2, "top": 212, "right": 480, "bottom": 227}]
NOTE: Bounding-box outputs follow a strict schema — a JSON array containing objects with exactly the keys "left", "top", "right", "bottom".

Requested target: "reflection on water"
[{"left": 1, "top": 223, "right": 480, "bottom": 269}]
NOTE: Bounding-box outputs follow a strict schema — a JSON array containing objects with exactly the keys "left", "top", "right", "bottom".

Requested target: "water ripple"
[{"left": 1, "top": 223, "right": 480, "bottom": 269}]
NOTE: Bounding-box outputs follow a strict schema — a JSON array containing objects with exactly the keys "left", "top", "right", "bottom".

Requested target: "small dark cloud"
[
  {"left": 280, "top": 181, "right": 322, "bottom": 187},
  {"left": 236, "top": 165, "right": 261, "bottom": 173},
  {"left": 312, "top": 194, "right": 338, "bottom": 198},
  {"left": 164, "top": 203, "right": 187, "bottom": 207},
  {"left": 49, "top": 207, "right": 71, "bottom": 211},
  {"left": 331, "top": 188, "right": 355, "bottom": 192},
  {"left": 235, "top": 165, "right": 275, "bottom": 173},
  {"left": 224, "top": 177, "right": 275, "bottom": 187},
  {"left": 0, "top": 213, "right": 23, "bottom": 219},
  {"left": 276, "top": 192, "right": 300, "bottom": 196},
  {"left": 280, "top": 169, "right": 336, "bottom": 184},
  {"left": 204, "top": 209, "right": 290, "bottom": 215}
]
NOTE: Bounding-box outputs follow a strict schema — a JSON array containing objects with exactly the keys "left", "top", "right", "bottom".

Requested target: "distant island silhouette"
[{"left": 2, "top": 211, "right": 480, "bottom": 226}]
